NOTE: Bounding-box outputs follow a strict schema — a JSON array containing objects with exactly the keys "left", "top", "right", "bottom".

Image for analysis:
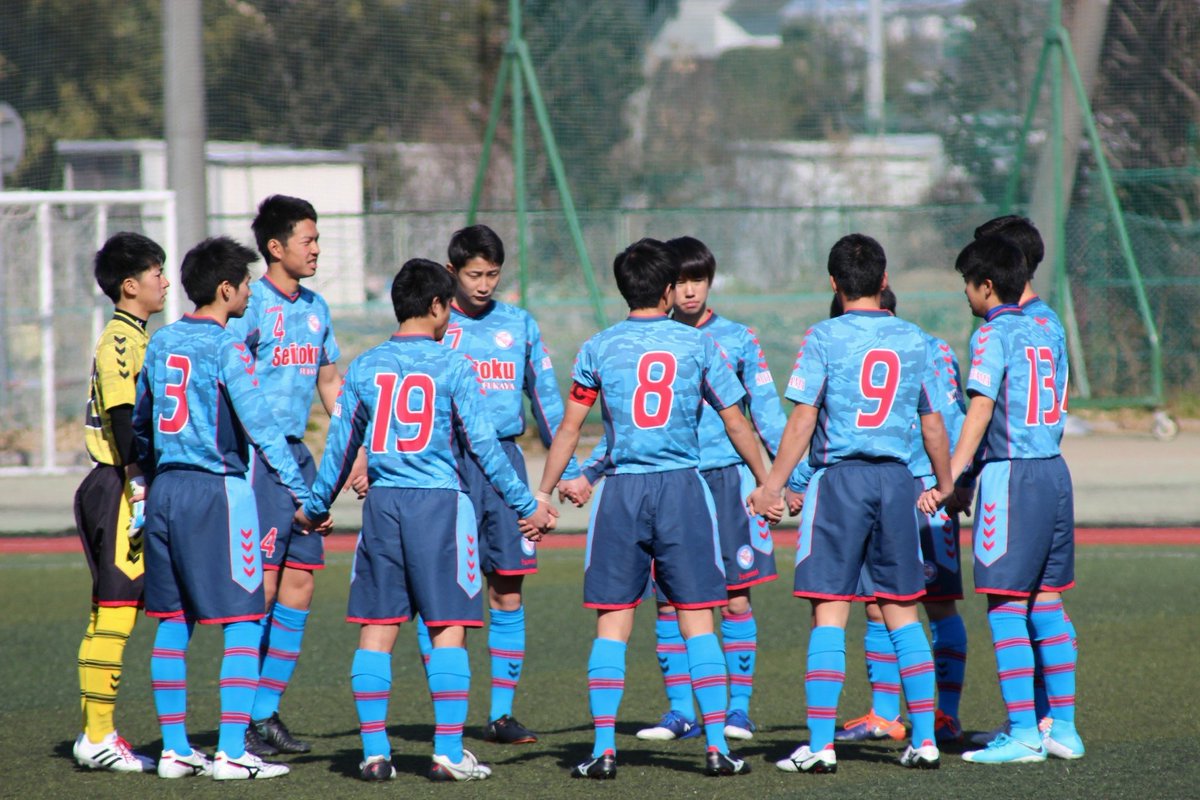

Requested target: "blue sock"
[
  {"left": 217, "top": 621, "right": 261, "bottom": 757},
  {"left": 427, "top": 647, "right": 470, "bottom": 762},
  {"left": 415, "top": 616, "right": 432, "bottom": 671},
  {"left": 806, "top": 626, "right": 846, "bottom": 751},
  {"left": 151, "top": 616, "right": 194, "bottom": 755},
  {"left": 252, "top": 602, "right": 308, "bottom": 721},
  {"left": 1030, "top": 599, "right": 1077, "bottom": 724},
  {"left": 930, "top": 615, "right": 967, "bottom": 719},
  {"left": 864, "top": 620, "right": 901, "bottom": 720},
  {"left": 721, "top": 609, "right": 756, "bottom": 715},
  {"left": 655, "top": 610, "right": 694, "bottom": 717},
  {"left": 686, "top": 632, "right": 730, "bottom": 753},
  {"left": 351, "top": 649, "right": 392, "bottom": 759},
  {"left": 988, "top": 601, "right": 1038, "bottom": 741},
  {"left": 889, "top": 622, "right": 936, "bottom": 745},
  {"left": 587, "top": 638, "right": 626, "bottom": 758},
  {"left": 488, "top": 606, "right": 525, "bottom": 721}
]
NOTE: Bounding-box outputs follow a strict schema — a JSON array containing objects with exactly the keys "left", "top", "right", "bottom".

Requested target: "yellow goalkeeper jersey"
[{"left": 84, "top": 310, "right": 149, "bottom": 466}]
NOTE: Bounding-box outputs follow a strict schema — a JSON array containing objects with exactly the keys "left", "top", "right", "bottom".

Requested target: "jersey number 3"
[
  {"left": 856, "top": 349, "right": 901, "bottom": 429},
  {"left": 372, "top": 373, "right": 435, "bottom": 453},
  {"left": 158, "top": 354, "right": 192, "bottom": 434},
  {"left": 1024, "top": 346, "right": 1061, "bottom": 426},
  {"left": 633, "top": 352, "right": 677, "bottom": 429}
]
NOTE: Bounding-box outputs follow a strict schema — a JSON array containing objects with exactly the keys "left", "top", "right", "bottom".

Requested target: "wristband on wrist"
[{"left": 534, "top": 490, "right": 553, "bottom": 503}]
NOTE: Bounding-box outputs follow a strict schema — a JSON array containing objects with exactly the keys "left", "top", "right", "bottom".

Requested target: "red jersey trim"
[{"left": 725, "top": 573, "right": 779, "bottom": 591}]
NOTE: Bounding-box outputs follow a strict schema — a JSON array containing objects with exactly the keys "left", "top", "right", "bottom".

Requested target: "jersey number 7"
[{"left": 372, "top": 373, "right": 435, "bottom": 453}]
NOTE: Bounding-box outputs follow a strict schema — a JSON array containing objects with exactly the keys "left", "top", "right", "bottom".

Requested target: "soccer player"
[
  {"left": 746, "top": 233, "right": 953, "bottom": 774},
  {"left": 949, "top": 236, "right": 1082, "bottom": 764},
  {"left": 72, "top": 232, "right": 169, "bottom": 773},
  {"left": 417, "top": 223, "right": 582, "bottom": 745},
  {"left": 225, "top": 195, "right": 346, "bottom": 757},
  {"left": 537, "top": 237, "right": 782, "bottom": 780},
  {"left": 293, "top": 258, "right": 555, "bottom": 782},
  {"left": 564, "top": 236, "right": 786, "bottom": 743},
  {"left": 134, "top": 236, "right": 314, "bottom": 781}
]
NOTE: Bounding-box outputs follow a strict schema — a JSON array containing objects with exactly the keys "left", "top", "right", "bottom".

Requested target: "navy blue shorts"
[
  {"left": 250, "top": 441, "right": 323, "bottom": 571},
  {"left": 459, "top": 439, "right": 538, "bottom": 576},
  {"left": 584, "top": 469, "right": 727, "bottom": 610},
  {"left": 144, "top": 470, "right": 265, "bottom": 624},
  {"left": 973, "top": 457, "right": 1075, "bottom": 597},
  {"left": 701, "top": 464, "right": 778, "bottom": 590},
  {"left": 347, "top": 488, "right": 484, "bottom": 627},
  {"left": 793, "top": 459, "right": 925, "bottom": 602}
]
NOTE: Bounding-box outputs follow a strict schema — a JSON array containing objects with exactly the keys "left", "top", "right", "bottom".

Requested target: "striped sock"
[
  {"left": 806, "top": 626, "right": 846, "bottom": 751},
  {"left": 151, "top": 616, "right": 194, "bottom": 755},
  {"left": 1030, "top": 599, "right": 1077, "bottom": 724},
  {"left": 488, "top": 606, "right": 525, "bottom": 721},
  {"left": 655, "top": 610, "right": 694, "bottom": 717},
  {"left": 78, "top": 605, "right": 97, "bottom": 730},
  {"left": 987, "top": 601, "right": 1038, "bottom": 741},
  {"left": 890, "top": 621, "right": 936, "bottom": 745},
  {"left": 217, "top": 621, "right": 261, "bottom": 757},
  {"left": 351, "top": 649, "right": 392, "bottom": 759},
  {"left": 81, "top": 605, "right": 138, "bottom": 742},
  {"left": 587, "top": 638, "right": 626, "bottom": 757},
  {"left": 252, "top": 602, "right": 309, "bottom": 721},
  {"left": 864, "top": 620, "right": 901, "bottom": 721},
  {"left": 721, "top": 609, "right": 757, "bottom": 715},
  {"left": 686, "top": 632, "right": 730, "bottom": 753},
  {"left": 415, "top": 616, "right": 432, "bottom": 671},
  {"left": 428, "top": 647, "right": 471, "bottom": 762},
  {"left": 930, "top": 615, "right": 967, "bottom": 719},
  {"left": 1030, "top": 616, "right": 1049, "bottom": 719}
]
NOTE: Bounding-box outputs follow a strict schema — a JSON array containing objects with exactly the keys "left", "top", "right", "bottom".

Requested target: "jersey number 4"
[
  {"left": 372, "top": 373, "right": 435, "bottom": 453},
  {"left": 158, "top": 354, "right": 192, "bottom": 434},
  {"left": 856, "top": 349, "right": 901, "bottom": 429},
  {"left": 633, "top": 352, "right": 677, "bottom": 429},
  {"left": 1024, "top": 346, "right": 1061, "bottom": 426}
]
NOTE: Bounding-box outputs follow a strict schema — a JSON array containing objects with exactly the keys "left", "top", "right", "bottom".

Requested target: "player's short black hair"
[
  {"left": 666, "top": 235, "right": 716, "bottom": 284},
  {"left": 93, "top": 231, "right": 166, "bottom": 303},
  {"left": 827, "top": 233, "right": 886, "bottom": 300},
  {"left": 613, "top": 238, "right": 680, "bottom": 310},
  {"left": 391, "top": 258, "right": 456, "bottom": 324},
  {"left": 955, "top": 236, "right": 1027, "bottom": 304},
  {"left": 251, "top": 194, "right": 317, "bottom": 265},
  {"left": 447, "top": 224, "right": 505, "bottom": 270},
  {"left": 974, "top": 215, "right": 1044, "bottom": 276},
  {"left": 180, "top": 237, "right": 257, "bottom": 306},
  {"left": 828, "top": 286, "right": 896, "bottom": 318}
]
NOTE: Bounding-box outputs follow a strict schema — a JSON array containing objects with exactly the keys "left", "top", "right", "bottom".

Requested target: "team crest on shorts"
[
  {"left": 521, "top": 537, "right": 537, "bottom": 556},
  {"left": 736, "top": 545, "right": 755, "bottom": 570},
  {"left": 923, "top": 559, "right": 938, "bottom": 584},
  {"left": 307, "top": 313, "right": 321, "bottom": 333},
  {"left": 493, "top": 330, "right": 514, "bottom": 349}
]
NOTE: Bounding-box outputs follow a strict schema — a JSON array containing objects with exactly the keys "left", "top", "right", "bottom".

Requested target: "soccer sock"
[
  {"left": 81, "top": 605, "right": 138, "bottom": 742},
  {"left": 655, "top": 610, "right": 694, "bottom": 717},
  {"left": 805, "top": 626, "right": 846, "bottom": 751},
  {"left": 587, "top": 638, "right": 627, "bottom": 758},
  {"left": 890, "top": 621, "right": 937, "bottom": 745},
  {"left": 721, "top": 609, "right": 757, "bottom": 716},
  {"left": 252, "top": 602, "right": 309, "bottom": 721},
  {"left": 217, "top": 620, "right": 261, "bottom": 757},
  {"left": 930, "top": 615, "right": 967, "bottom": 719},
  {"left": 151, "top": 616, "right": 194, "bottom": 755},
  {"left": 78, "top": 604, "right": 97, "bottom": 730},
  {"left": 351, "top": 649, "right": 392, "bottom": 759},
  {"left": 864, "top": 619, "right": 901, "bottom": 721},
  {"left": 415, "top": 616, "right": 433, "bottom": 671},
  {"left": 686, "top": 632, "right": 730, "bottom": 753},
  {"left": 1030, "top": 599, "right": 1077, "bottom": 725},
  {"left": 987, "top": 601, "right": 1038, "bottom": 741},
  {"left": 487, "top": 606, "right": 525, "bottom": 722},
  {"left": 427, "top": 647, "right": 471, "bottom": 762}
]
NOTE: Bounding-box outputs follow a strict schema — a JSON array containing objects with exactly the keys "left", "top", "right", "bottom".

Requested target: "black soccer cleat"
[
  {"left": 571, "top": 750, "right": 616, "bottom": 780},
  {"left": 359, "top": 755, "right": 397, "bottom": 782},
  {"left": 484, "top": 714, "right": 538, "bottom": 745},
  {"left": 705, "top": 747, "right": 752, "bottom": 776},
  {"left": 254, "top": 712, "right": 311, "bottom": 754},
  {"left": 244, "top": 724, "right": 279, "bottom": 758}
]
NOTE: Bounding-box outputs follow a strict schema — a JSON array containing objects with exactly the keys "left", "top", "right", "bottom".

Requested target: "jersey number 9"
[{"left": 856, "top": 349, "right": 901, "bottom": 429}]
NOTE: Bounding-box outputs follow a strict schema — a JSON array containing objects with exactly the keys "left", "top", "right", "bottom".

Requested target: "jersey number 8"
[{"left": 632, "top": 352, "right": 677, "bottom": 429}]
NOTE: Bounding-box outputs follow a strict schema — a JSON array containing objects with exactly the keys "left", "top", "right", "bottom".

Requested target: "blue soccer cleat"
[
  {"left": 1042, "top": 721, "right": 1085, "bottom": 760},
  {"left": 961, "top": 733, "right": 1047, "bottom": 764},
  {"left": 724, "top": 709, "right": 758, "bottom": 741},
  {"left": 636, "top": 710, "right": 702, "bottom": 741}
]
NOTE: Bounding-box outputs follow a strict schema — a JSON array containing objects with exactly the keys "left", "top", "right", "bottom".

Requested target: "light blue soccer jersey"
[
  {"left": 302, "top": 333, "right": 537, "bottom": 519},
  {"left": 966, "top": 305, "right": 1068, "bottom": 462},
  {"left": 907, "top": 332, "right": 966, "bottom": 479},
  {"left": 445, "top": 300, "right": 580, "bottom": 478},
  {"left": 572, "top": 314, "right": 745, "bottom": 474},
  {"left": 1021, "top": 294, "right": 1069, "bottom": 419},
  {"left": 785, "top": 309, "right": 935, "bottom": 468},
  {"left": 133, "top": 314, "right": 310, "bottom": 503},
  {"left": 224, "top": 277, "right": 340, "bottom": 439}
]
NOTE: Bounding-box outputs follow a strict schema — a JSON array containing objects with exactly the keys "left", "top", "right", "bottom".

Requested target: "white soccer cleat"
[
  {"left": 428, "top": 749, "right": 492, "bottom": 781},
  {"left": 157, "top": 748, "right": 213, "bottom": 779},
  {"left": 73, "top": 730, "right": 155, "bottom": 773},
  {"left": 898, "top": 740, "right": 941, "bottom": 769},
  {"left": 211, "top": 749, "right": 290, "bottom": 780},
  {"left": 775, "top": 743, "right": 837, "bottom": 774}
]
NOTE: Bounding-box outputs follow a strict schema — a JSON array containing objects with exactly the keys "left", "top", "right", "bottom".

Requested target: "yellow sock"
[
  {"left": 82, "top": 605, "right": 138, "bottom": 743},
  {"left": 78, "top": 605, "right": 98, "bottom": 732}
]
